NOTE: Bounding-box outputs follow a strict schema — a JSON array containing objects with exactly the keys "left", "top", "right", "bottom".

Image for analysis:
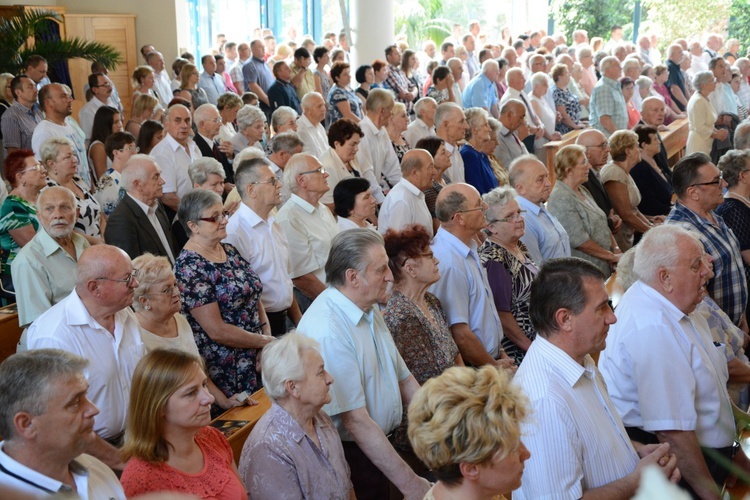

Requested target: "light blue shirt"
[
  {"left": 517, "top": 195, "right": 571, "bottom": 265},
  {"left": 428, "top": 227, "right": 503, "bottom": 358},
  {"left": 462, "top": 73, "right": 498, "bottom": 110},
  {"left": 298, "top": 287, "right": 410, "bottom": 441},
  {"left": 198, "top": 71, "right": 227, "bottom": 106}
]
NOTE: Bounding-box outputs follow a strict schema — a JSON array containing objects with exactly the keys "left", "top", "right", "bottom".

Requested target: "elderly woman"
[
  {"left": 417, "top": 136, "right": 452, "bottom": 233},
  {"left": 383, "top": 224, "right": 461, "bottom": 463},
  {"left": 570, "top": 62, "right": 591, "bottom": 119},
  {"left": 88, "top": 105, "right": 123, "bottom": 181},
  {"left": 460, "top": 108, "right": 498, "bottom": 195},
  {"left": 96, "top": 132, "right": 138, "bottom": 216},
  {"left": 387, "top": 102, "right": 410, "bottom": 162},
  {"left": 621, "top": 78, "right": 641, "bottom": 129},
  {"left": 529, "top": 72, "right": 561, "bottom": 161},
  {"left": 231, "top": 105, "right": 266, "bottom": 156},
  {"left": 687, "top": 71, "right": 728, "bottom": 155},
  {"left": 354, "top": 64, "right": 374, "bottom": 105},
  {"left": 130, "top": 65, "right": 158, "bottom": 109},
  {"left": 41, "top": 137, "right": 105, "bottom": 245},
  {"left": 486, "top": 118, "right": 510, "bottom": 186},
  {"left": 408, "top": 365, "right": 530, "bottom": 500},
  {"left": 120, "top": 349, "right": 247, "bottom": 499},
  {"left": 126, "top": 94, "right": 160, "bottom": 138},
  {"left": 239, "top": 333, "right": 352, "bottom": 499},
  {"left": 729, "top": 71, "right": 749, "bottom": 121},
  {"left": 600, "top": 130, "right": 654, "bottom": 250},
  {"left": 136, "top": 119, "right": 165, "bottom": 155},
  {"left": 326, "top": 61, "right": 362, "bottom": 125},
  {"left": 480, "top": 186, "right": 539, "bottom": 366},
  {"left": 217, "top": 92, "right": 243, "bottom": 142},
  {"left": 177, "top": 63, "right": 209, "bottom": 111},
  {"left": 333, "top": 177, "right": 377, "bottom": 231},
  {"left": 630, "top": 124, "right": 673, "bottom": 218},
  {"left": 270, "top": 106, "right": 298, "bottom": 136},
  {"left": 174, "top": 189, "right": 274, "bottom": 404},
  {"left": 653, "top": 65, "right": 685, "bottom": 121},
  {"left": 547, "top": 145, "right": 620, "bottom": 277},
  {"left": 320, "top": 118, "right": 363, "bottom": 207},
  {"left": 552, "top": 63, "right": 583, "bottom": 135}
]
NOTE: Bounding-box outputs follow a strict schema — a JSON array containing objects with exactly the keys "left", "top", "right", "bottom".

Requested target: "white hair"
[
  {"left": 261, "top": 332, "right": 322, "bottom": 401},
  {"left": 634, "top": 225, "right": 701, "bottom": 285}
]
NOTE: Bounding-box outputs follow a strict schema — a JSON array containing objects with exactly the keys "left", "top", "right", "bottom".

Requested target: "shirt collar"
[
  {"left": 127, "top": 192, "right": 156, "bottom": 215},
  {"left": 517, "top": 195, "right": 542, "bottom": 215},
  {"left": 399, "top": 177, "right": 423, "bottom": 197},
  {"left": 164, "top": 133, "right": 192, "bottom": 153},
  {"left": 631, "top": 279, "right": 691, "bottom": 323},
  {"left": 533, "top": 336, "right": 592, "bottom": 386},
  {"left": 434, "top": 226, "right": 473, "bottom": 258},
  {"left": 327, "top": 287, "right": 375, "bottom": 326},
  {"left": 36, "top": 227, "right": 85, "bottom": 258},
  {"left": 289, "top": 193, "right": 317, "bottom": 214},
  {"left": 236, "top": 202, "right": 266, "bottom": 228},
  {"left": 361, "top": 115, "right": 384, "bottom": 135},
  {"left": 199, "top": 133, "right": 215, "bottom": 146},
  {"left": 0, "top": 443, "right": 87, "bottom": 494}
]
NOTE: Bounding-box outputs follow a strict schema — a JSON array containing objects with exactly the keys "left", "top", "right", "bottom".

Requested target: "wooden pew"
[
  {"left": 211, "top": 388, "right": 272, "bottom": 464},
  {"left": 0, "top": 304, "right": 22, "bottom": 363}
]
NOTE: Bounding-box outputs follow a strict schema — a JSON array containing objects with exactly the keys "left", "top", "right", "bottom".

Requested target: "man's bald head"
[
  {"left": 75, "top": 245, "right": 131, "bottom": 288},
  {"left": 576, "top": 129, "right": 610, "bottom": 169},
  {"left": 640, "top": 97, "right": 666, "bottom": 127}
]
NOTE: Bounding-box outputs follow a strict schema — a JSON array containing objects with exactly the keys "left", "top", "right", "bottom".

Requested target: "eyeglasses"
[
  {"left": 585, "top": 141, "right": 610, "bottom": 149},
  {"left": 19, "top": 163, "right": 46, "bottom": 174},
  {"left": 488, "top": 210, "right": 527, "bottom": 223},
  {"left": 208, "top": 117, "right": 223, "bottom": 123},
  {"left": 197, "top": 211, "right": 231, "bottom": 223},
  {"left": 96, "top": 269, "right": 139, "bottom": 285},
  {"left": 250, "top": 177, "right": 279, "bottom": 186},
  {"left": 689, "top": 172, "right": 723, "bottom": 187},
  {"left": 399, "top": 251, "right": 434, "bottom": 267},
  {"left": 144, "top": 284, "right": 179, "bottom": 296},
  {"left": 93, "top": 81, "right": 112, "bottom": 87},
  {"left": 299, "top": 166, "right": 326, "bottom": 175},
  {"left": 120, "top": 145, "right": 139, "bottom": 153},
  {"left": 453, "top": 203, "right": 486, "bottom": 218}
]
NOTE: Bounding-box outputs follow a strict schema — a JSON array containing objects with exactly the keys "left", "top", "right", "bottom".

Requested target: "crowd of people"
[{"left": 1, "top": 17, "right": 750, "bottom": 500}]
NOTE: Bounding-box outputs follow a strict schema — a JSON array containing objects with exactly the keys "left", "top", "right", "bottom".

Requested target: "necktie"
[
  {"left": 519, "top": 92, "right": 540, "bottom": 127},
  {"left": 212, "top": 141, "right": 222, "bottom": 162}
]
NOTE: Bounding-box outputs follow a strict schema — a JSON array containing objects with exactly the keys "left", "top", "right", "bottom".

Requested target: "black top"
[{"left": 630, "top": 159, "right": 673, "bottom": 216}]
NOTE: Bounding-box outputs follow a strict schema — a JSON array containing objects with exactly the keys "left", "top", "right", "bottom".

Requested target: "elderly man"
[
  {"left": 297, "top": 92, "right": 328, "bottom": 157},
  {"left": 298, "top": 229, "right": 430, "bottom": 500},
  {"left": 384, "top": 44, "right": 418, "bottom": 114},
  {"left": 27, "top": 244, "right": 144, "bottom": 470},
  {"left": 378, "top": 149, "right": 436, "bottom": 236},
  {"left": 501, "top": 67, "right": 543, "bottom": 151},
  {"left": 590, "top": 56, "right": 628, "bottom": 136},
  {"left": 193, "top": 103, "right": 234, "bottom": 185},
  {"left": 577, "top": 129, "right": 623, "bottom": 233},
  {"left": 622, "top": 58, "right": 643, "bottom": 111},
  {"left": 708, "top": 57, "right": 731, "bottom": 116},
  {"left": 688, "top": 41, "right": 708, "bottom": 78},
  {"left": 638, "top": 35, "right": 653, "bottom": 65},
  {"left": 31, "top": 84, "right": 91, "bottom": 186},
  {"left": 225, "top": 157, "right": 302, "bottom": 335},
  {"left": 266, "top": 132, "right": 304, "bottom": 180},
  {"left": 600, "top": 225, "right": 750, "bottom": 498},
  {"left": 495, "top": 99, "right": 530, "bottom": 169},
  {"left": 735, "top": 58, "right": 750, "bottom": 110},
  {"left": 78, "top": 73, "right": 116, "bottom": 141},
  {"left": 12, "top": 186, "right": 89, "bottom": 332},
  {"left": 0, "top": 349, "right": 125, "bottom": 498},
  {"left": 230, "top": 42, "right": 252, "bottom": 94},
  {"left": 268, "top": 61, "right": 302, "bottom": 115},
  {"left": 1, "top": 75, "right": 43, "bottom": 155},
  {"left": 356, "top": 89, "right": 401, "bottom": 203},
  {"left": 735, "top": 121, "right": 750, "bottom": 150},
  {"left": 243, "top": 39, "right": 275, "bottom": 118},
  {"left": 509, "top": 155, "right": 570, "bottom": 265},
  {"left": 462, "top": 59, "right": 500, "bottom": 117},
  {"left": 666, "top": 44, "right": 688, "bottom": 111},
  {"left": 703, "top": 34, "right": 723, "bottom": 64},
  {"left": 277, "top": 154, "right": 339, "bottom": 311},
  {"left": 514, "top": 257, "right": 679, "bottom": 499},
  {"left": 639, "top": 97, "right": 672, "bottom": 179},
  {"left": 665, "top": 152, "right": 748, "bottom": 327},
  {"left": 403, "top": 97, "right": 437, "bottom": 148},
  {"left": 447, "top": 58, "right": 465, "bottom": 107},
  {"left": 150, "top": 104, "right": 201, "bottom": 213},
  {"left": 198, "top": 54, "right": 227, "bottom": 106},
  {"left": 146, "top": 51, "right": 172, "bottom": 108},
  {"left": 429, "top": 183, "right": 512, "bottom": 368},
  {"left": 435, "top": 101, "right": 468, "bottom": 183},
  {"left": 104, "top": 155, "right": 175, "bottom": 263},
  {"left": 522, "top": 54, "right": 547, "bottom": 93}
]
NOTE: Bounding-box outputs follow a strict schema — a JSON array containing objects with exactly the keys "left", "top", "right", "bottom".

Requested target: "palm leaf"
[{"left": 19, "top": 39, "right": 122, "bottom": 70}]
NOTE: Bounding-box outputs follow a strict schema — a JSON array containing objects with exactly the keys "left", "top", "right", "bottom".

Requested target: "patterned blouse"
[
  {"left": 47, "top": 177, "right": 102, "bottom": 238},
  {"left": 392, "top": 140, "right": 409, "bottom": 163},
  {"left": 426, "top": 86, "right": 448, "bottom": 104},
  {"left": 95, "top": 168, "right": 124, "bottom": 216},
  {"left": 553, "top": 85, "right": 581, "bottom": 135},
  {"left": 326, "top": 85, "right": 362, "bottom": 127},
  {"left": 0, "top": 195, "right": 38, "bottom": 274},
  {"left": 175, "top": 243, "right": 264, "bottom": 400},
  {"left": 480, "top": 239, "right": 539, "bottom": 365},
  {"left": 383, "top": 291, "right": 458, "bottom": 450}
]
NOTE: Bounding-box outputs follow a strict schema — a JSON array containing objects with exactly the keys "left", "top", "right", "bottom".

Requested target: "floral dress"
[
  {"left": 175, "top": 243, "right": 264, "bottom": 400},
  {"left": 480, "top": 239, "right": 539, "bottom": 365},
  {"left": 47, "top": 177, "right": 102, "bottom": 238},
  {"left": 0, "top": 195, "right": 38, "bottom": 275},
  {"left": 553, "top": 85, "right": 581, "bottom": 135},
  {"left": 95, "top": 168, "right": 124, "bottom": 216},
  {"left": 326, "top": 85, "right": 362, "bottom": 127}
]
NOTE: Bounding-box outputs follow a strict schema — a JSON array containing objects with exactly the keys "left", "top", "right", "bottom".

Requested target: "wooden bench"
[
  {"left": 0, "top": 304, "right": 22, "bottom": 364},
  {"left": 211, "top": 388, "right": 272, "bottom": 464}
]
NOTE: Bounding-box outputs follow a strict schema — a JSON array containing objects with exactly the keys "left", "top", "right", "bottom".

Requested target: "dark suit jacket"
[
  {"left": 583, "top": 168, "right": 613, "bottom": 216},
  {"left": 194, "top": 133, "right": 235, "bottom": 184},
  {"left": 637, "top": 119, "right": 671, "bottom": 183},
  {"left": 104, "top": 194, "right": 176, "bottom": 261}
]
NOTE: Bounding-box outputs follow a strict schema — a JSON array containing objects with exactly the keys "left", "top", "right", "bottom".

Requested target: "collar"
[
  {"left": 299, "top": 114, "right": 316, "bottom": 129},
  {"left": 398, "top": 177, "right": 424, "bottom": 197},
  {"left": 127, "top": 192, "right": 156, "bottom": 215},
  {"left": 0, "top": 443, "right": 88, "bottom": 495},
  {"left": 236, "top": 202, "right": 267, "bottom": 228},
  {"left": 444, "top": 140, "right": 457, "bottom": 152},
  {"left": 532, "top": 336, "right": 594, "bottom": 386},
  {"left": 327, "top": 287, "right": 375, "bottom": 325},
  {"left": 517, "top": 195, "right": 542, "bottom": 215},
  {"left": 434, "top": 226, "right": 473, "bottom": 258},
  {"left": 164, "top": 133, "right": 193, "bottom": 153},
  {"left": 602, "top": 76, "right": 620, "bottom": 87},
  {"left": 269, "top": 403, "right": 331, "bottom": 444},
  {"left": 289, "top": 193, "right": 317, "bottom": 214},
  {"left": 360, "top": 115, "right": 384, "bottom": 136},
  {"left": 252, "top": 56, "right": 265, "bottom": 64},
  {"left": 631, "top": 280, "right": 688, "bottom": 323},
  {"left": 499, "top": 123, "right": 514, "bottom": 137},
  {"left": 198, "top": 133, "right": 215, "bottom": 146},
  {"left": 36, "top": 227, "right": 86, "bottom": 258},
  {"left": 268, "top": 160, "right": 282, "bottom": 176},
  {"left": 672, "top": 201, "right": 720, "bottom": 226}
]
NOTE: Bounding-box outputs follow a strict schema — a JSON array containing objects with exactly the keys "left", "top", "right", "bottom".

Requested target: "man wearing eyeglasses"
[
  {"left": 78, "top": 73, "right": 116, "bottom": 142},
  {"left": 665, "top": 152, "right": 748, "bottom": 329},
  {"left": 26, "top": 244, "right": 145, "bottom": 473}
]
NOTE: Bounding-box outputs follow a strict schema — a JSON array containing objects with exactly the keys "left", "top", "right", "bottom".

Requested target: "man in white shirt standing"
[
  {"left": 0, "top": 349, "right": 125, "bottom": 498},
  {"left": 297, "top": 92, "right": 329, "bottom": 158},
  {"left": 435, "top": 102, "right": 468, "bottom": 183},
  {"left": 230, "top": 42, "right": 252, "bottom": 94},
  {"left": 378, "top": 149, "right": 436, "bottom": 236},
  {"left": 78, "top": 73, "right": 116, "bottom": 141},
  {"left": 224, "top": 157, "right": 302, "bottom": 335},
  {"left": 356, "top": 89, "right": 401, "bottom": 203},
  {"left": 146, "top": 51, "right": 173, "bottom": 109},
  {"left": 403, "top": 97, "right": 437, "bottom": 148}
]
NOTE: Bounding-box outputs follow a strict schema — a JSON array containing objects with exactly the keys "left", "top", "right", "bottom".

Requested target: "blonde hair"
[
  {"left": 132, "top": 65, "right": 155, "bottom": 88},
  {"left": 408, "top": 366, "right": 528, "bottom": 485},
  {"left": 131, "top": 254, "right": 174, "bottom": 311},
  {"left": 132, "top": 93, "right": 158, "bottom": 120},
  {"left": 554, "top": 144, "right": 586, "bottom": 180},
  {"left": 609, "top": 129, "right": 638, "bottom": 161},
  {"left": 179, "top": 63, "right": 198, "bottom": 88}
]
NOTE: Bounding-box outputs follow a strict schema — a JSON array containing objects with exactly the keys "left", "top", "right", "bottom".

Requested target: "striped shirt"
[{"left": 1, "top": 100, "right": 42, "bottom": 152}]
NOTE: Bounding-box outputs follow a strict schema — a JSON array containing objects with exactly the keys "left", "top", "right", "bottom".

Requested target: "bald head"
[
  {"left": 76, "top": 245, "right": 131, "bottom": 289},
  {"left": 435, "top": 183, "right": 474, "bottom": 223},
  {"left": 576, "top": 129, "right": 610, "bottom": 169},
  {"left": 640, "top": 96, "right": 665, "bottom": 127},
  {"left": 506, "top": 67, "right": 525, "bottom": 90},
  {"left": 401, "top": 149, "right": 435, "bottom": 190}
]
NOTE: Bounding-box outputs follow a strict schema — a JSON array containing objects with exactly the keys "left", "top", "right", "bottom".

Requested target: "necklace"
[{"left": 187, "top": 239, "right": 226, "bottom": 262}]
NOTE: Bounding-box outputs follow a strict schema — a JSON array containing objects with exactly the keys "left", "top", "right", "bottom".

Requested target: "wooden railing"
[
  {"left": 211, "top": 388, "right": 272, "bottom": 464},
  {"left": 0, "top": 304, "right": 22, "bottom": 364}
]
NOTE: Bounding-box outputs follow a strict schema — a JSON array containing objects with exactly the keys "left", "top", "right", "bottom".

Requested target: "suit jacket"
[
  {"left": 104, "top": 194, "right": 175, "bottom": 261},
  {"left": 194, "top": 133, "right": 234, "bottom": 184},
  {"left": 583, "top": 168, "right": 613, "bottom": 216},
  {"left": 637, "top": 119, "right": 672, "bottom": 183}
]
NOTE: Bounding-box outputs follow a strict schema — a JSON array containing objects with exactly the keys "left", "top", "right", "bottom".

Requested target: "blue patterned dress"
[
  {"left": 326, "top": 85, "right": 362, "bottom": 127},
  {"left": 175, "top": 243, "right": 264, "bottom": 398}
]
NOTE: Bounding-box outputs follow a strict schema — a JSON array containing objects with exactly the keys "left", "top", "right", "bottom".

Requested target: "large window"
[{"left": 187, "top": 0, "right": 262, "bottom": 60}]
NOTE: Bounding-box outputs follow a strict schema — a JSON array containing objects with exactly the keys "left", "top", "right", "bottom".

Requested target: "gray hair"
[
  {"left": 481, "top": 59, "right": 499, "bottom": 75},
  {"left": 635, "top": 75, "right": 653, "bottom": 90},
  {"left": 193, "top": 103, "right": 219, "bottom": 125},
  {"left": 508, "top": 154, "right": 544, "bottom": 187},
  {"left": 325, "top": 228, "right": 385, "bottom": 287},
  {"left": 464, "top": 107, "right": 489, "bottom": 141},
  {"left": 236, "top": 104, "right": 266, "bottom": 131},
  {"left": 530, "top": 72, "right": 549, "bottom": 88},
  {"left": 734, "top": 122, "right": 750, "bottom": 150},
  {"left": 435, "top": 189, "right": 468, "bottom": 222},
  {"left": 36, "top": 185, "right": 76, "bottom": 214},
  {"left": 121, "top": 154, "right": 158, "bottom": 191},
  {"left": 622, "top": 58, "right": 640, "bottom": 73},
  {"left": 188, "top": 157, "right": 225, "bottom": 186},
  {"left": 414, "top": 97, "right": 437, "bottom": 120},
  {"left": 177, "top": 189, "right": 222, "bottom": 235},
  {"left": 270, "top": 106, "right": 298, "bottom": 132},
  {"left": 131, "top": 253, "right": 173, "bottom": 311},
  {"left": 235, "top": 157, "right": 272, "bottom": 199},
  {"left": 261, "top": 332, "right": 322, "bottom": 401},
  {"left": 434, "top": 102, "right": 463, "bottom": 129},
  {"left": 0, "top": 349, "right": 89, "bottom": 440},
  {"left": 736, "top": 57, "right": 750, "bottom": 71},
  {"left": 283, "top": 153, "right": 316, "bottom": 193},
  {"left": 600, "top": 56, "right": 620, "bottom": 74},
  {"left": 615, "top": 247, "right": 639, "bottom": 292},
  {"left": 692, "top": 71, "right": 716, "bottom": 93},
  {"left": 487, "top": 117, "right": 502, "bottom": 136},
  {"left": 634, "top": 225, "right": 700, "bottom": 286},
  {"left": 269, "top": 131, "right": 304, "bottom": 154},
  {"left": 234, "top": 146, "right": 266, "bottom": 165},
  {"left": 717, "top": 149, "right": 750, "bottom": 187},
  {"left": 40, "top": 136, "right": 75, "bottom": 164},
  {"left": 578, "top": 46, "right": 593, "bottom": 59},
  {"left": 483, "top": 186, "right": 517, "bottom": 223},
  {"left": 365, "top": 88, "right": 395, "bottom": 113},
  {"left": 300, "top": 91, "right": 324, "bottom": 110}
]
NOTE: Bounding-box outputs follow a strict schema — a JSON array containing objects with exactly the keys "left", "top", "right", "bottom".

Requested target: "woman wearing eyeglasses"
[
  {"left": 174, "top": 189, "right": 274, "bottom": 410},
  {"left": 479, "top": 186, "right": 539, "bottom": 366},
  {"left": 0, "top": 149, "right": 43, "bottom": 298}
]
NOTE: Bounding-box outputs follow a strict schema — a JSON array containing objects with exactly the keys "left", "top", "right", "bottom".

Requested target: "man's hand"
[
  {"left": 609, "top": 211, "right": 623, "bottom": 233},
  {"left": 635, "top": 442, "right": 680, "bottom": 484}
]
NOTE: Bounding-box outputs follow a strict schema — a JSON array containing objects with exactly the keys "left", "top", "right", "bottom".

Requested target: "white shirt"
[
  {"left": 502, "top": 87, "right": 537, "bottom": 129},
  {"left": 452, "top": 82, "right": 463, "bottom": 107},
  {"left": 443, "top": 140, "right": 465, "bottom": 183},
  {"left": 377, "top": 178, "right": 433, "bottom": 237},
  {"left": 149, "top": 134, "right": 201, "bottom": 198},
  {"left": 26, "top": 290, "right": 144, "bottom": 439},
  {"left": 319, "top": 147, "right": 360, "bottom": 205},
  {"left": 297, "top": 114, "right": 329, "bottom": 158},
  {"left": 403, "top": 118, "right": 435, "bottom": 149},
  {"left": 32, "top": 118, "right": 92, "bottom": 186},
  {"left": 356, "top": 115, "right": 402, "bottom": 203},
  {"left": 78, "top": 96, "right": 115, "bottom": 141},
  {"left": 0, "top": 445, "right": 125, "bottom": 499},
  {"left": 599, "top": 280, "right": 735, "bottom": 448},
  {"left": 224, "top": 203, "right": 295, "bottom": 312},
  {"left": 127, "top": 193, "right": 174, "bottom": 264},
  {"left": 514, "top": 336, "right": 639, "bottom": 499},
  {"left": 153, "top": 70, "right": 173, "bottom": 108},
  {"left": 709, "top": 82, "right": 728, "bottom": 116},
  {"left": 276, "top": 194, "right": 340, "bottom": 283}
]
